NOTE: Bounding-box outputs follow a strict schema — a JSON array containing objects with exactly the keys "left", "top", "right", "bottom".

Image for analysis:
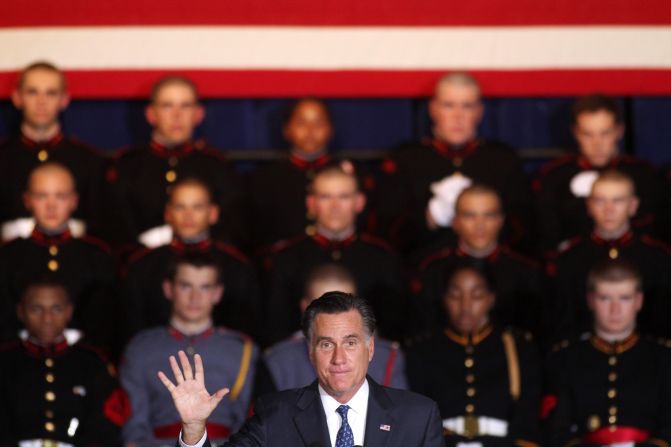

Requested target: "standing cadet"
[
  {"left": 375, "top": 72, "right": 532, "bottom": 255},
  {"left": 106, "top": 75, "right": 247, "bottom": 248},
  {"left": 261, "top": 263, "right": 407, "bottom": 395},
  {"left": 0, "top": 61, "right": 106, "bottom": 241},
  {"left": 534, "top": 94, "right": 660, "bottom": 254},
  {"left": 545, "top": 259, "right": 671, "bottom": 447},
  {"left": 415, "top": 185, "right": 542, "bottom": 337},
  {"left": 545, "top": 170, "right": 671, "bottom": 343},
  {"left": 122, "top": 177, "right": 261, "bottom": 340},
  {"left": 264, "top": 162, "right": 408, "bottom": 343},
  {"left": 0, "top": 163, "right": 116, "bottom": 349},
  {"left": 0, "top": 279, "right": 124, "bottom": 446},
  {"left": 121, "top": 252, "right": 258, "bottom": 446},
  {"left": 406, "top": 266, "right": 542, "bottom": 447}
]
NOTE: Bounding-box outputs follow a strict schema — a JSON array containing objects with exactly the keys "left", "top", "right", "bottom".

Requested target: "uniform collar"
[
  {"left": 456, "top": 244, "right": 501, "bottom": 262},
  {"left": 312, "top": 231, "right": 357, "bottom": 249},
  {"left": 590, "top": 332, "right": 639, "bottom": 355},
  {"left": 577, "top": 155, "right": 621, "bottom": 171},
  {"left": 30, "top": 227, "right": 73, "bottom": 246},
  {"left": 22, "top": 337, "right": 70, "bottom": 358},
  {"left": 590, "top": 230, "right": 634, "bottom": 248},
  {"left": 445, "top": 323, "right": 494, "bottom": 346},
  {"left": 289, "top": 152, "right": 331, "bottom": 171},
  {"left": 20, "top": 131, "right": 65, "bottom": 151},
  {"left": 169, "top": 237, "right": 213, "bottom": 253},
  {"left": 150, "top": 139, "right": 195, "bottom": 158},
  {"left": 168, "top": 325, "right": 215, "bottom": 342},
  {"left": 427, "top": 137, "right": 479, "bottom": 160}
]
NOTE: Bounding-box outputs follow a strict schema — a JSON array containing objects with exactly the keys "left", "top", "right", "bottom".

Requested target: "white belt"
[
  {"left": 442, "top": 416, "right": 508, "bottom": 437},
  {"left": 19, "top": 440, "right": 74, "bottom": 447}
]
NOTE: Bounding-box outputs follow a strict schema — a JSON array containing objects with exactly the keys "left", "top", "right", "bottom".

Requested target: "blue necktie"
[{"left": 335, "top": 405, "right": 354, "bottom": 447}]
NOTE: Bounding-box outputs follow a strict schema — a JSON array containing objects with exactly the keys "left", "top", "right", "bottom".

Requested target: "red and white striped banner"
[{"left": 2, "top": 0, "right": 670, "bottom": 97}]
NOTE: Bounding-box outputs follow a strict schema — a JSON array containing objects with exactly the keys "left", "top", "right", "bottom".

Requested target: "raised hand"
[{"left": 158, "top": 350, "right": 229, "bottom": 444}]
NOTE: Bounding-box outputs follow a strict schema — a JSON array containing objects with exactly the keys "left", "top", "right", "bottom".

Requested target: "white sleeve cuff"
[{"left": 178, "top": 429, "right": 208, "bottom": 447}]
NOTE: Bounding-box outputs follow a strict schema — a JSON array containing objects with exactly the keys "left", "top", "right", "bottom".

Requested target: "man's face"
[
  {"left": 24, "top": 168, "right": 78, "bottom": 231},
  {"left": 574, "top": 110, "right": 623, "bottom": 167},
  {"left": 589, "top": 279, "right": 642, "bottom": 336},
  {"left": 284, "top": 100, "right": 333, "bottom": 154},
  {"left": 165, "top": 184, "right": 218, "bottom": 239},
  {"left": 17, "top": 286, "right": 72, "bottom": 345},
  {"left": 444, "top": 269, "right": 494, "bottom": 333},
  {"left": 587, "top": 180, "right": 638, "bottom": 234},
  {"left": 452, "top": 192, "right": 504, "bottom": 251},
  {"left": 12, "top": 69, "right": 69, "bottom": 130},
  {"left": 146, "top": 83, "right": 204, "bottom": 146},
  {"left": 429, "top": 83, "right": 483, "bottom": 146},
  {"left": 307, "top": 175, "right": 365, "bottom": 234},
  {"left": 309, "top": 310, "right": 373, "bottom": 404},
  {"left": 163, "top": 265, "right": 223, "bottom": 323}
]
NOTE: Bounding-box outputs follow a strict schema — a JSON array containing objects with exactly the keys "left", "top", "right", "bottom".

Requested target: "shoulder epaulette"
[
  {"left": 75, "top": 341, "right": 112, "bottom": 365},
  {"left": 359, "top": 233, "right": 394, "bottom": 252},
  {"left": 417, "top": 247, "right": 453, "bottom": 272},
  {"left": 80, "top": 235, "right": 112, "bottom": 256},
  {"left": 126, "top": 245, "right": 156, "bottom": 266},
  {"left": 67, "top": 135, "right": 106, "bottom": 157},
  {"left": 213, "top": 241, "right": 250, "bottom": 264},
  {"left": 557, "top": 236, "right": 584, "bottom": 254},
  {"left": 216, "top": 326, "right": 254, "bottom": 344},
  {"left": 198, "top": 143, "right": 228, "bottom": 162},
  {"left": 267, "top": 235, "right": 308, "bottom": 256},
  {"left": 640, "top": 235, "right": 671, "bottom": 256}
]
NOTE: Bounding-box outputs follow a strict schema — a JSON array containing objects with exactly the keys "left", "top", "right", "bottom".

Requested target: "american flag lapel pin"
[{"left": 379, "top": 424, "right": 391, "bottom": 432}]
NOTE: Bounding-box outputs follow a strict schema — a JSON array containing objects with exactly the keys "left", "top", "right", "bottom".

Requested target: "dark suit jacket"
[{"left": 200, "top": 377, "right": 444, "bottom": 446}]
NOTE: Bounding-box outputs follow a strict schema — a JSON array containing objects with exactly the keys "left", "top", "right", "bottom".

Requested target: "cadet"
[
  {"left": 545, "top": 259, "right": 671, "bottom": 447},
  {"left": 0, "top": 279, "right": 124, "bottom": 446},
  {"left": 415, "top": 185, "right": 542, "bottom": 337},
  {"left": 264, "top": 162, "right": 408, "bottom": 343},
  {"left": 122, "top": 177, "right": 261, "bottom": 339},
  {"left": 545, "top": 170, "right": 671, "bottom": 342},
  {"left": 0, "top": 163, "right": 116, "bottom": 348},
  {"left": 0, "top": 61, "right": 106, "bottom": 241},
  {"left": 121, "top": 252, "right": 258, "bottom": 446},
  {"left": 261, "top": 263, "right": 407, "bottom": 395},
  {"left": 406, "top": 266, "right": 542, "bottom": 447},
  {"left": 534, "top": 94, "right": 659, "bottom": 254}
]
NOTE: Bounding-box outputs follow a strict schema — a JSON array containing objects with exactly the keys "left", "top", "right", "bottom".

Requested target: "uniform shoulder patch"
[
  {"left": 359, "top": 233, "right": 394, "bottom": 252},
  {"left": 216, "top": 326, "right": 254, "bottom": 344},
  {"left": 267, "top": 235, "right": 309, "bottom": 255},
  {"left": 417, "top": 247, "right": 453, "bottom": 272},
  {"left": 640, "top": 235, "right": 671, "bottom": 256},
  {"left": 80, "top": 235, "right": 113, "bottom": 256},
  {"left": 213, "top": 241, "right": 250, "bottom": 264}
]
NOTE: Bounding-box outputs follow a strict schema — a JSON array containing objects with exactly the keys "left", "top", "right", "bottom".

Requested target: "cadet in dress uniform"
[
  {"left": 0, "top": 61, "right": 106, "bottom": 242},
  {"left": 415, "top": 185, "right": 542, "bottom": 337},
  {"left": 544, "top": 259, "right": 671, "bottom": 447},
  {"left": 0, "top": 163, "right": 116, "bottom": 349},
  {"left": 534, "top": 94, "right": 660, "bottom": 255},
  {"left": 261, "top": 263, "right": 407, "bottom": 395},
  {"left": 375, "top": 72, "right": 532, "bottom": 256},
  {"left": 0, "top": 279, "right": 124, "bottom": 446},
  {"left": 122, "top": 177, "right": 261, "bottom": 340},
  {"left": 121, "top": 252, "right": 258, "bottom": 446},
  {"left": 545, "top": 170, "right": 671, "bottom": 343},
  {"left": 105, "top": 75, "right": 247, "bottom": 249},
  {"left": 407, "top": 266, "right": 542, "bottom": 447},
  {"left": 264, "top": 162, "right": 408, "bottom": 344}
]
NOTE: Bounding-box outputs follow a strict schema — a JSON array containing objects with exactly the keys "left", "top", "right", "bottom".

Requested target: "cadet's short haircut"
[
  {"left": 308, "top": 161, "right": 360, "bottom": 194},
  {"left": 26, "top": 162, "right": 77, "bottom": 192},
  {"left": 20, "top": 276, "right": 71, "bottom": 304},
  {"left": 167, "top": 177, "right": 214, "bottom": 204},
  {"left": 586, "top": 258, "right": 642, "bottom": 293},
  {"left": 17, "top": 61, "right": 67, "bottom": 91},
  {"left": 434, "top": 72, "right": 481, "bottom": 98},
  {"left": 283, "top": 97, "right": 332, "bottom": 126},
  {"left": 303, "top": 263, "right": 357, "bottom": 297},
  {"left": 150, "top": 75, "right": 199, "bottom": 104},
  {"left": 455, "top": 184, "right": 503, "bottom": 214},
  {"left": 164, "top": 252, "right": 223, "bottom": 285},
  {"left": 572, "top": 93, "right": 622, "bottom": 124},
  {"left": 590, "top": 169, "right": 637, "bottom": 197},
  {"left": 302, "top": 291, "right": 376, "bottom": 343}
]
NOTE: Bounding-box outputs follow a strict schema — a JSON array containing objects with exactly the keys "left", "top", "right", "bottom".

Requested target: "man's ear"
[
  {"left": 192, "top": 104, "right": 205, "bottom": 126},
  {"left": 628, "top": 196, "right": 640, "bottom": 217},
  {"left": 635, "top": 292, "right": 644, "bottom": 311},
  {"left": 212, "top": 284, "right": 224, "bottom": 305},
  {"left": 586, "top": 293, "right": 595, "bottom": 311},
  {"left": 306, "top": 194, "right": 316, "bottom": 216},
  {"left": 145, "top": 105, "right": 157, "bottom": 126},
  {"left": 59, "top": 92, "right": 70, "bottom": 111},
  {"left": 208, "top": 204, "right": 220, "bottom": 226},
  {"left": 162, "top": 280, "right": 174, "bottom": 301},
  {"left": 368, "top": 335, "right": 375, "bottom": 362},
  {"left": 354, "top": 192, "right": 366, "bottom": 214},
  {"left": 63, "top": 302, "right": 74, "bottom": 325},
  {"left": 11, "top": 89, "right": 23, "bottom": 109},
  {"left": 615, "top": 123, "right": 625, "bottom": 141}
]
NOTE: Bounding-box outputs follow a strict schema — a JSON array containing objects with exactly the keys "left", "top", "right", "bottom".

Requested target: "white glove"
[
  {"left": 427, "top": 174, "right": 473, "bottom": 227},
  {"left": 570, "top": 170, "right": 599, "bottom": 198}
]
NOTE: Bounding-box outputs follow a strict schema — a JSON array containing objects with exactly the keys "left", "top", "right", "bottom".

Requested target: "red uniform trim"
[{"left": 382, "top": 344, "right": 398, "bottom": 387}]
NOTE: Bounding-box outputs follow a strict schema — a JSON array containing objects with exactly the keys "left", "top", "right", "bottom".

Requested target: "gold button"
[
  {"left": 331, "top": 250, "right": 342, "bottom": 261},
  {"left": 608, "top": 389, "right": 617, "bottom": 399},
  {"left": 609, "top": 248, "right": 619, "bottom": 259},
  {"left": 46, "top": 373, "right": 55, "bottom": 383},
  {"left": 49, "top": 245, "right": 58, "bottom": 256},
  {"left": 466, "top": 387, "right": 476, "bottom": 397},
  {"left": 48, "top": 260, "right": 59, "bottom": 271},
  {"left": 38, "top": 149, "right": 49, "bottom": 162},
  {"left": 608, "top": 416, "right": 617, "bottom": 424},
  {"left": 608, "top": 372, "right": 617, "bottom": 382},
  {"left": 46, "top": 410, "right": 54, "bottom": 419},
  {"left": 45, "top": 391, "right": 56, "bottom": 401},
  {"left": 465, "top": 404, "right": 475, "bottom": 413},
  {"left": 609, "top": 406, "right": 617, "bottom": 415},
  {"left": 45, "top": 421, "right": 55, "bottom": 432},
  {"left": 608, "top": 356, "right": 617, "bottom": 366},
  {"left": 465, "top": 358, "right": 474, "bottom": 368},
  {"left": 45, "top": 358, "right": 54, "bottom": 368},
  {"left": 168, "top": 156, "right": 178, "bottom": 167},
  {"left": 165, "top": 170, "right": 177, "bottom": 183},
  {"left": 186, "top": 346, "right": 195, "bottom": 356},
  {"left": 466, "top": 374, "right": 475, "bottom": 383}
]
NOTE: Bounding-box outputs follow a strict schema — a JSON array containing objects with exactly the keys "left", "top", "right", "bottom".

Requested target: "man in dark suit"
[{"left": 159, "top": 292, "right": 445, "bottom": 446}]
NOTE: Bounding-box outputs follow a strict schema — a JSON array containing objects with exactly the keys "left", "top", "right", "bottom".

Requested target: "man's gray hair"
[{"left": 302, "top": 291, "right": 376, "bottom": 343}]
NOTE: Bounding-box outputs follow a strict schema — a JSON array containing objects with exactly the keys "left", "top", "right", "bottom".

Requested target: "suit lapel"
[
  {"left": 294, "top": 381, "right": 332, "bottom": 447},
  {"left": 363, "top": 378, "right": 395, "bottom": 447}
]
